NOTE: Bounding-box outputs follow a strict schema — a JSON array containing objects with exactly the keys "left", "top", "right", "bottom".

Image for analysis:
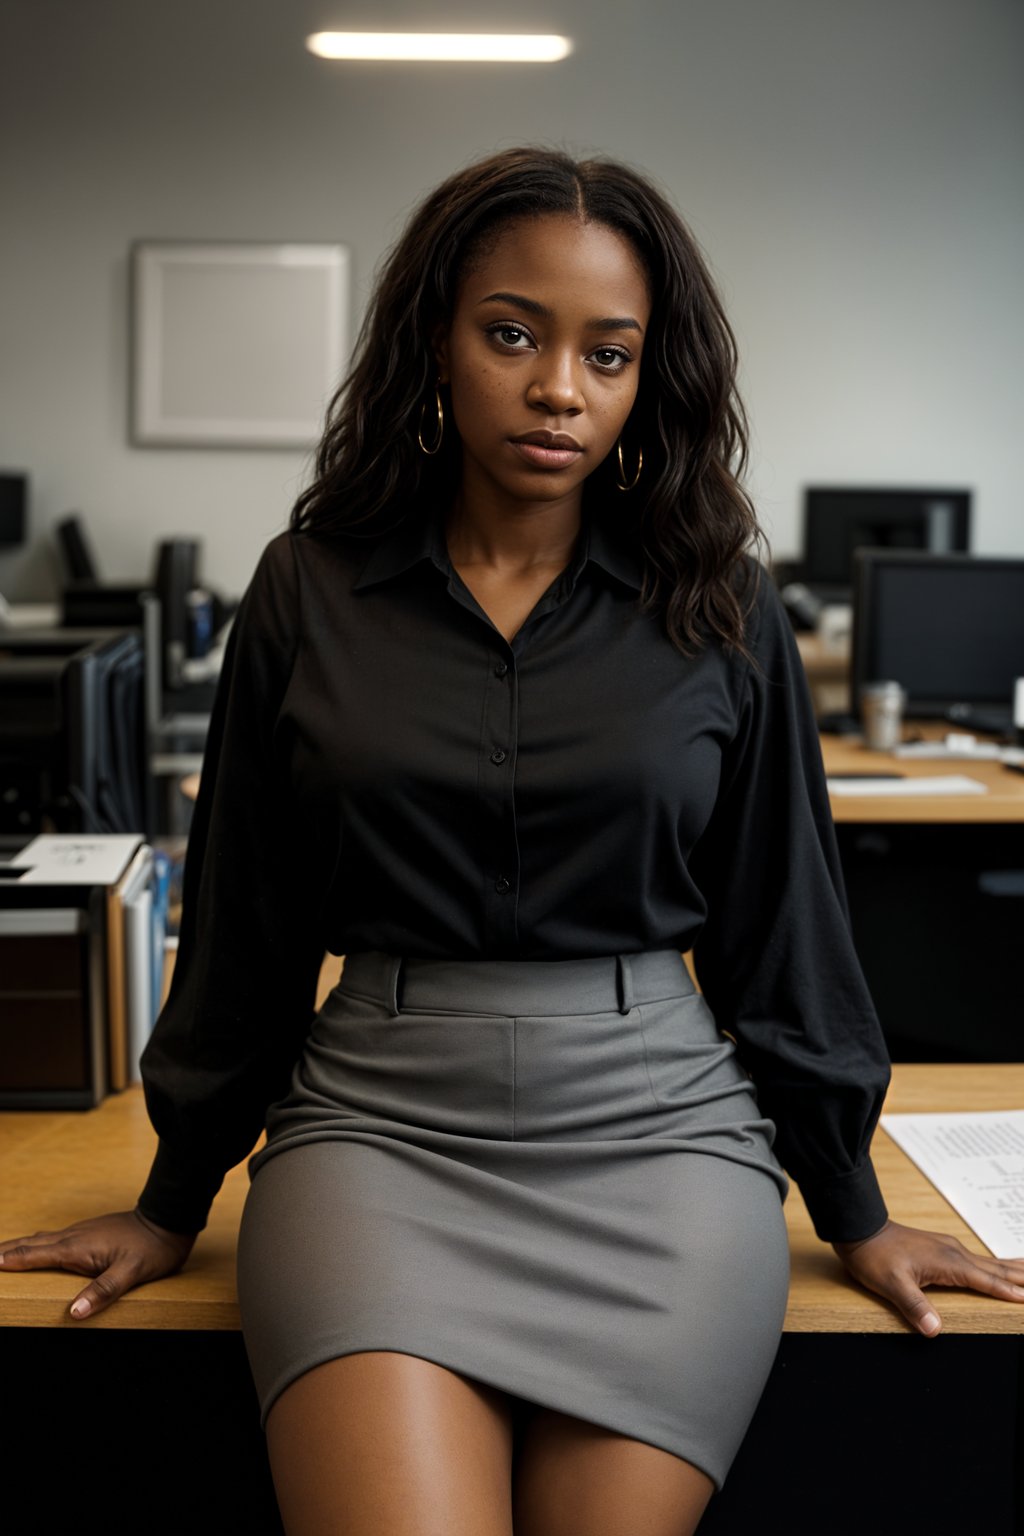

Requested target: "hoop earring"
[
  {"left": 616, "top": 438, "right": 642, "bottom": 491},
  {"left": 417, "top": 385, "right": 444, "bottom": 456}
]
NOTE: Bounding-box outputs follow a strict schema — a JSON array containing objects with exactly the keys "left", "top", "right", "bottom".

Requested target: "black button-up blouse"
[{"left": 138, "top": 507, "right": 892, "bottom": 1244}]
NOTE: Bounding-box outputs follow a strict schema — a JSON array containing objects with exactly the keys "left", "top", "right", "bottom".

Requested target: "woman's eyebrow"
[
  {"left": 479, "top": 290, "right": 548, "bottom": 316},
  {"left": 591, "top": 316, "right": 644, "bottom": 334},
  {"left": 478, "top": 291, "right": 643, "bottom": 332}
]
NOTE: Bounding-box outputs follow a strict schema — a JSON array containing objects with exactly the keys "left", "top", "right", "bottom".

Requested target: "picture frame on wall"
[{"left": 130, "top": 241, "right": 350, "bottom": 448}]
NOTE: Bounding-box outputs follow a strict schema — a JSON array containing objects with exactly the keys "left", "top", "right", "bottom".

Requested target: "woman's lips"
[{"left": 509, "top": 438, "right": 584, "bottom": 470}]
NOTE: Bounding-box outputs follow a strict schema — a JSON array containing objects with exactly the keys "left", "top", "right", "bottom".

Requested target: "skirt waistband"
[{"left": 338, "top": 950, "right": 695, "bottom": 1019}]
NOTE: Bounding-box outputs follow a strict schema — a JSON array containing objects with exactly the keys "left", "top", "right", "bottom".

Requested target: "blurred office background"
[{"left": 1, "top": 0, "right": 1022, "bottom": 604}]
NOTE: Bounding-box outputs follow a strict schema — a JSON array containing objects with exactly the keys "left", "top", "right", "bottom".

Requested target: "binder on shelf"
[
  {"left": 106, "top": 844, "right": 155, "bottom": 1088},
  {"left": 150, "top": 846, "right": 172, "bottom": 1020},
  {"left": 124, "top": 859, "right": 154, "bottom": 1083},
  {"left": 105, "top": 872, "right": 129, "bottom": 1090}
]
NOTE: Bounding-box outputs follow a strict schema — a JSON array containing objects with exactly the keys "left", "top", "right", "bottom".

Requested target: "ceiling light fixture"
[{"left": 306, "top": 32, "right": 573, "bottom": 63}]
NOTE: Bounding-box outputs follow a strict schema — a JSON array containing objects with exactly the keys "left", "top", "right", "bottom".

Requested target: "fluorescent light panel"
[{"left": 306, "top": 32, "right": 573, "bottom": 62}]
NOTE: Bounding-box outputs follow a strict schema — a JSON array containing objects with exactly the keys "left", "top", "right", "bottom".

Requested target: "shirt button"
[
  {"left": 490, "top": 748, "right": 507, "bottom": 765},
  {"left": 493, "top": 660, "right": 509, "bottom": 678},
  {"left": 495, "top": 876, "right": 511, "bottom": 894}
]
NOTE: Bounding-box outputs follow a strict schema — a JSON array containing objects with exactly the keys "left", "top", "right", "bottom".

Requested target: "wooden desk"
[
  {"left": 179, "top": 770, "right": 201, "bottom": 802},
  {"left": 822, "top": 724, "right": 1024, "bottom": 824},
  {"left": 3, "top": 1065, "right": 1023, "bottom": 1334},
  {"left": 3, "top": 1070, "right": 1021, "bottom": 1535},
  {"left": 819, "top": 723, "right": 1024, "bottom": 1062}
]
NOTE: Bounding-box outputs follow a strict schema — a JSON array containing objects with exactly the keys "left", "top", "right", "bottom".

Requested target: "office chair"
[{"left": 54, "top": 513, "right": 101, "bottom": 584}]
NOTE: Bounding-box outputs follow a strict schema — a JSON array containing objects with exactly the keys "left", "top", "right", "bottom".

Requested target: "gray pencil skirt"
[{"left": 237, "top": 949, "right": 791, "bottom": 1489}]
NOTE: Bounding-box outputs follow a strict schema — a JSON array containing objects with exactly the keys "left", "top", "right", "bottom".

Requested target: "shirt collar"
[
  {"left": 584, "top": 511, "right": 643, "bottom": 592},
  {"left": 351, "top": 510, "right": 449, "bottom": 590},
  {"left": 352, "top": 507, "right": 643, "bottom": 594}
]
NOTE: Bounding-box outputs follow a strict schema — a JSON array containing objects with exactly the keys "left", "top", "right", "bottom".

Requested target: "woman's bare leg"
[
  {"left": 265, "top": 1350, "right": 517, "bottom": 1536},
  {"left": 512, "top": 1406, "right": 715, "bottom": 1536}
]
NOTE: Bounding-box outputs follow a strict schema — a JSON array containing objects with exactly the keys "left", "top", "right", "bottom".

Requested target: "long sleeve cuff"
[
  {"left": 136, "top": 1140, "right": 227, "bottom": 1235},
  {"left": 797, "top": 1159, "right": 889, "bottom": 1243}
]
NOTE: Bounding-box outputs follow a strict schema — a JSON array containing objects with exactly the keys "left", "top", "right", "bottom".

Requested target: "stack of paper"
[
  {"left": 881, "top": 1111, "right": 1024, "bottom": 1257},
  {"left": 827, "top": 775, "right": 988, "bottom": 797}
]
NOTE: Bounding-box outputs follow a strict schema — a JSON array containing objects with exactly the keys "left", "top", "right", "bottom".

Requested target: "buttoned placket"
[
  {"left": 479, "top": 642, "right": 520, "bottom": 949},
  {"left": 439, "top": 562, "right": 580, "bottom": 954},
  {"left": 437, "top": 572, "right": 522, "bottom": 951}
]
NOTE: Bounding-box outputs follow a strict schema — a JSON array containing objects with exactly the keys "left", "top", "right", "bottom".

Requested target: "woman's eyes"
[
  {"left": 484, "top": 324, "right": 632, "bottom": 372},
  {"left": 487, "top": 323, "right": 533, "bottom": 349},
  {"left": 588, "top": 346, "right": 631, "bottom": 372}
]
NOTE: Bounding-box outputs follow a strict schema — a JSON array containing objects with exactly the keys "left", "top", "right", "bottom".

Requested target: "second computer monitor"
[{"left": 851, "top": 549, "right": 1024, "bottom": 728}]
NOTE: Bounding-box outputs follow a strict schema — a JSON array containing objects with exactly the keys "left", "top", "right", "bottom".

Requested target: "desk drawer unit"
[
  {"left": 837, "top": 822, "right": 1024, "bottom": 1061},
  {"left": 0, "top": 890, "right": 107, "bottom": 1106}
]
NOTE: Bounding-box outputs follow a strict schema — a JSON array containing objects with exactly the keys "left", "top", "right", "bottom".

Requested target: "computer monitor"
[
  {"left": 0, "top": 474, "right": 27, "bottom": 548},
  {"left": 803, "top": 487, "right": 971, "bottom": 592},
  {"left": 851, "top": 550, "right": 1024, "bottom": 728},
  {"left": 0, "top": 628, "right": 148, "bottom": 834},
  {"left": 152, "top": 537, "right": 200, "bottom": 690}
]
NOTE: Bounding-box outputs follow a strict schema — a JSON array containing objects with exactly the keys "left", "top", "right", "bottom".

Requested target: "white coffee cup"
[{"left": 860, "top": 680, "right": 907, "bottom": 751}]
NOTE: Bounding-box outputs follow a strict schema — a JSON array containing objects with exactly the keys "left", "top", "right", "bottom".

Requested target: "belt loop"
[
  {"left": 616, "top": 954, "right": 635, "bottom": 1015},
  {"left": 386, "top": 956, "right": 404, "bottom": 1018}
]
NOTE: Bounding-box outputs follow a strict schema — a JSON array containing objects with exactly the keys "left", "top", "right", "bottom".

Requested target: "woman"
[{"left": 3, "top": 148, "right": 1023, "bottom": 1536}]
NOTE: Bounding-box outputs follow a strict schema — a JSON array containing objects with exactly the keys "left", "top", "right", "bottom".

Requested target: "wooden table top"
[
  {"left": 821, "top": 724, "right": 1024, "bottom": 823},
  {"left": 2, "top": 1066, "right": 1023, "bottom": 1335}
]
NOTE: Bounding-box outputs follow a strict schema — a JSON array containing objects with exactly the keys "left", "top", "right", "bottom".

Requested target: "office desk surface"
[
  {"left": 822, "top": 725, "right": 1024, "bottom": 823},
  {"left": 2, "top": 1066, "right": 1023, "bottom": 1334}
]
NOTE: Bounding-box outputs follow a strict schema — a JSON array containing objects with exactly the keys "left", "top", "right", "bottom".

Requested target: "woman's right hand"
[{"left": 0, "top": 1209, "right": 196, "bottom": 1319}]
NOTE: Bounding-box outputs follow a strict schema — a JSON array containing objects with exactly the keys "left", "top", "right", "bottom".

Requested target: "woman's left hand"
[{"left": 832, "top": 1219, "right": 1024, "bottom": 1335}]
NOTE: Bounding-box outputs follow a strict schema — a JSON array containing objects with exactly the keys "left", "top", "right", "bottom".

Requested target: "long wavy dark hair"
[{"left": 291, "top": 146, "right": 765, "bottom": 655}]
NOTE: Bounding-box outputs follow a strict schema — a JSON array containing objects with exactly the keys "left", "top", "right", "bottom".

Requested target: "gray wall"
[{"left": 2, "top": 0, "right": 1021, "bottom": 601}]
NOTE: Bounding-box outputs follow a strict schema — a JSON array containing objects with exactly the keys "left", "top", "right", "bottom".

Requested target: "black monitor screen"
[
  {"left": 852, "top": 552, "right": 1024, "bottom": 718},
  {"left": 0, "top": 629, "right": 145, "bottom": 833},
  {"left": 0, "top": 473, "right": 27, "bottom": 548},
  {"left": 804, "top": 488, "right": 971, "bottom": 587}
]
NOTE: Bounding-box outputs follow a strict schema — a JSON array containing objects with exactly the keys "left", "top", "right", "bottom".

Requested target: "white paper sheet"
[
  {"left": 826, "top": 775, "right": 987, "bottom": 796},
  {"left": 880, "top": 1110, "right": 1024, "bottom": 1257},
  {"left": 6, "top": 834, "right": 143, "bottom": 885},
  {"left": 894, "top": 740, "right": 1003, "bottom": 760}
]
